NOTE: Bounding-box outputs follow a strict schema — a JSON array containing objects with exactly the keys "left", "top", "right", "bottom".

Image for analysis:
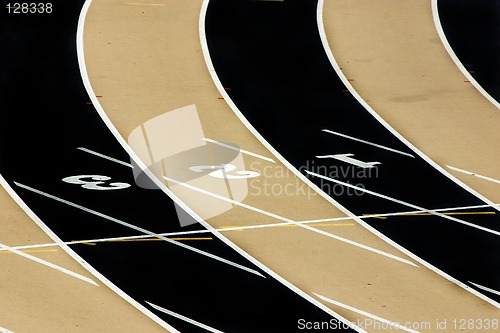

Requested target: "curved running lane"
[
  {"left": 436, "top": 0, "right": 500, "bottom": 105},
  {"left": 0, "top": 1, "right": 357, "bottom": 332},
  {"left": 205, "top": 0, "right": 500, "bottom": 306}
]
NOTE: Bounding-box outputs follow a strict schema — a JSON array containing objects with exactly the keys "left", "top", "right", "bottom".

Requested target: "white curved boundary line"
[
  {"left": 316, "top": 0, "right": 500, "bottom": 308},
  {"left": 432, "top": 0, "right": 500, "bottom": 110},
  {"left": 200, "top": 2, "right": 369, "bottom": 331},
  {"left": 0, "top": 175, "right": 99, "bottom": 287},
  {"left": 77, "top": 0, "right": 367, "bottom": 331},
  {"left": 200, "top": 0, "right": 500, "bottom": 310}
]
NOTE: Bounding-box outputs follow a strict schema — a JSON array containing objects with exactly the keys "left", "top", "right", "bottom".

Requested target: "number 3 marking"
[
  {"left": 189, "top": 164, "right": 260, "bottom": 179},
  {"left": 62, "top": 175, "right": 131, "bottom": 190}
]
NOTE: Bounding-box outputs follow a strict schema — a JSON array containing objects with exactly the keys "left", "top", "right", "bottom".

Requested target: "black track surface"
[
  {"left": 205, "top": 0, "right": 500, "bottom": 304},
  {"left": 0, "top": 1, "right": 355, "bottom": 331},
  {"left": 437, "top": 0, "right": 500, "bottom": 103}
]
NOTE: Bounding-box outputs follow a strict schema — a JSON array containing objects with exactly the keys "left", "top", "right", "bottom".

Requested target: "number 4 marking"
[{"left": 62, "top": 175, "right": 131, "bottom": 190}]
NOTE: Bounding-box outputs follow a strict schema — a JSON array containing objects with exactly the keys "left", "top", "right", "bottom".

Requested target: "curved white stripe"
[
  {"left": 469, "top": 282, "right": 500, "bottom": 297},
  {"left": 198, "top": 0, "right": 500, "bottom": 310},
  {"left": 0, "top": 327, "right": 14, "bottom": 333},
  {"left": 314, "top": 293, "right": 422, "bottom": 333},
  {"left": 317, "top": 0, "right": 500, "bottom": 308},
  {"left": 147, "top": 302, "right": 226, "bottom": 333},
  {"left": 432, "top": 0, "right": 500, "bottom": 110},
  {"left": 76, "top": 0, "right": 366, "bottom": 330}
]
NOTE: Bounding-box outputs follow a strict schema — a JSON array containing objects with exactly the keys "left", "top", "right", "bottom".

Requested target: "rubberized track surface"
[{"left": 0, "top": 0, "right": 499, "bottom": 332}]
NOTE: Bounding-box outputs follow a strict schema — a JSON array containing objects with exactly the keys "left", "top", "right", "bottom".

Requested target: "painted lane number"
[
  {"left": 189, "top": 164, "right": 260, "bottom": 179},
  {"left": 62, "top": 175, "right": 131, "bottom": 190}
]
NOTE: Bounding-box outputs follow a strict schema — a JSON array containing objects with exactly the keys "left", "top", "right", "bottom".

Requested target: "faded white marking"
[
  {"left": 77, "top": 147, "right": 133, "bottom": 168},
  {"left": 203, "top": 138, "right": 275, "bottom": 163},
  {"left": 469, "top": 282, "right": 500, "bottom": 297},
  {"left": 447, "top": 165, "right": 500, "bottom": 185},
  {"left": 147, "top": 302, "right": 226, "bottom": 333},
  {"left": 322, "top": 130, "right": 414, "bottom": 158},
  {"left": 314, "top": 293, "right": 421, "bottom": 333}
]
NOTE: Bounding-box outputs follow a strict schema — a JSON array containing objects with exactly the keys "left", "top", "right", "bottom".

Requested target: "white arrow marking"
[{"left": 316, "top": 154, "right": 381, "bottom": 169}]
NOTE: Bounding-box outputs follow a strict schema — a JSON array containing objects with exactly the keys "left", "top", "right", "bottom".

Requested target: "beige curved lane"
[
  {"left": 0, "top": 186, "right": 170, "bottom": 332},
  {"left": 84, "top": 0, "right": 499, "bottom": 331},
  {"left": 323, "top": 0, "right": 500, "bottom": 205}
]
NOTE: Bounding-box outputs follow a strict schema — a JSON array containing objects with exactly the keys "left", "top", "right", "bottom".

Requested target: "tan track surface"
[
  {"left": 0, "top": 187, "right": 169, "bottom": 332},
  {"left": 323, "top": 0, "right": 500, "bottom": 205},
  {"left": 78, "top": 0, "right": 499, "bottom": 332}
]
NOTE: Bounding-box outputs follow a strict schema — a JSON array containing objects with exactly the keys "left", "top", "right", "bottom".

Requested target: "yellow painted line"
[
  {"left": 362, "top": 214, "right": 387, "bottom": 220},
  {"left": 363, "top": 211, "right": 496, "bottom": 220},
  {"left": 220, "top": 223, "right": 354, "bottom": 230},
  {"left": 0, "top": 248, "right": 58, "bottom": 254},
  {"left": 126, "top": 2, "right": 167, "bottom": 6},
  {"left": 77, "top": 237, "right": 213, "bottom": 246}
]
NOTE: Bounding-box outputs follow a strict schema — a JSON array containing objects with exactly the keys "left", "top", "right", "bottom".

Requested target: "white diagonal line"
[
  {"left": 314, "top": 293, "right": 421, "bottom": 333},
  {"left": 447, "top": 165, "right": 500, "bottom": 185},
  {"left": 301, "top": 203, "right": 498, "bottom": 223},
  {"left": 10, "top": 203, "right": 498, "bottom": 254},
  {"left": 0, "top": 327, "right": 15, "bottom": 333},
  {"left": 147, "top": 302, "right": 225, "bottom": 333},
  {"left": 163, "top": 175, "right": 417, "bottom": 267},
  {"left": 469, "top": 282, "right": 500, "bottom": 297},
  {"left": 202, "top": 138, "right": 275, "bottom": 163},
  {"left": 0, "top": 242, "right": 97, "bottom": 286},
  {"left": 322, "top": 129, "right": 415, "bottom": 158},
  {"left": 306, "top": 171, "right": 500, "bottom": 237},
  {"left": 77, "top": 147, "right": 134, "bottom": 168},
  {"left": 14, "top": 182, "right": 264, "bottom": 278}
]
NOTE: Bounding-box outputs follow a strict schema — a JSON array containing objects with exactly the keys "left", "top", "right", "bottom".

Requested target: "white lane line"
[
  {"left": 322, "top": 130, "right": 415, "bottom": 158},
  {"left": 202, "top": 0, "right": 500, "bottom": 311},
  {"left": 0, "top": 242, "right": 97, "bottom": 286},
  {"left": 202, "top": 138, "right": 275, "bottom": 163},
  {"left": 447, "top": 165, "right": 500, "bottom": 185},
  {"left": 318, "top": 0, "right": 500, "bottom": 216},
  {"left": 469, "top": 282, "right": 500, "bottom": 297},
  {"left": 74, "top": 2, "right": 185, "bottom": 333},
  {"left": 82, "top": 0, "right": 358, "bottom": 325},
  {"left": 314, "top": 293, "right": 421, "bottom": 333},
  {"left": 14, "top": 182, "right": 264, "bottom": 278},
  {"left": 77, "top": 147, "right": 133, "bottom": 168},
  {"left": 306, "top": 171, "right": 500, "bottom": 238},
  {"left": 146, "top": 302, "right": 225, "bottom": 333},
  {"left": 301, "top": 203, "right": 499, "bottom": 224},
  {"left": 11, "top": 202, "right": 498, "bottom": 252},
  {"left": 431, "top": 0, "right": 500, "bottom": 110},
  {"left": 163, "top": 175, "right": 417, "bottom": 267},
  {"left": 14, "top": 204, "right": 496, "bottom": 250}
]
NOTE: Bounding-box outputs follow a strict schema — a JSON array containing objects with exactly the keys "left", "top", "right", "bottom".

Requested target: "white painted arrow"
[{"left": 316, "top": 154, "right": 381, "bottom": 168}]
